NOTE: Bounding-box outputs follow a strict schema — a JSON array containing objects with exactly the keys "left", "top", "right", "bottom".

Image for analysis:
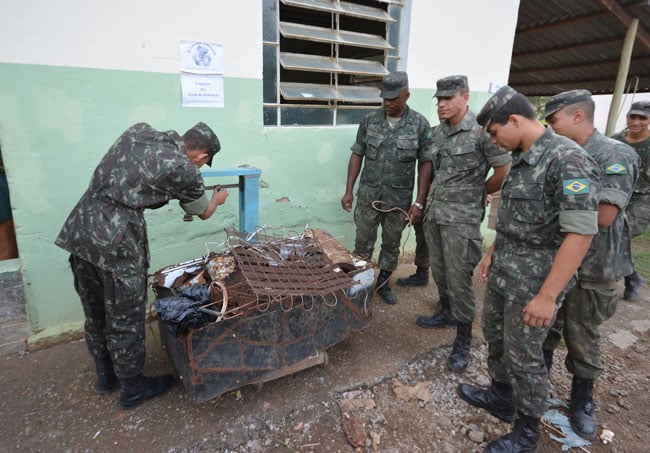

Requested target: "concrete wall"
[{"left": 0, "top": 0, "right": 520, "bottom": 346}]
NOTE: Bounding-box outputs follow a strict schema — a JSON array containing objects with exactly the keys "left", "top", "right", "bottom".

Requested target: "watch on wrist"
[{"left": 413, "top": 202, "right": 423, "bottom": 209}]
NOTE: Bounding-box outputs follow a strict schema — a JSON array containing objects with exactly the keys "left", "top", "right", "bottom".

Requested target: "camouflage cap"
[
  {"left": 628, "top": 100, "right": 650, "bottom": 118},
  {"left": 381, "top": 71, "right": 409, "bottom": 99},
  {"left": 476, "top": 85, "right": 518, "bottom": 129},
  {"left": 434, "top": 75, "right": 469, "bottom": 97},
  {"left": 543, "top": 89, "right": 592, "bottom": 119},
  {"left": 189, "top": 122, "right": 220, "bottom": 167}
]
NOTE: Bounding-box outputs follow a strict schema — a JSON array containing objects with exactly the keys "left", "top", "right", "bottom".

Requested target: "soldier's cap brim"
[
  {"left": 381, "top": 88, "right": 402, "bottom": 99},
  {"left": 476, "top": 86, "right": 518, "bottom": 131},
  {"left": 628, "top": 108, "right": 650, "bottom": 118},
  {"left": 433, "top": 88, "right": 460, "bottom": 97},
  {"left": 543, "top": 89, "right": 592, "bottom": 119}
]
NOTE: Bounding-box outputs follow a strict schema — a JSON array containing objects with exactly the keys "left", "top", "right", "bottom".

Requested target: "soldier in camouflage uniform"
[
  {"left": 457, "top": 86, "right": 601, "bottom": 452},
  {"left": 342, "top": 71, "right": 433, "bottom": 305},
  {"left": 417, "top": 75, "right": 511, "bottom": 375},
  {"left": 540, "top": 90, "right": 639, "bottom": 440},
  {"left": 55, "top": 122, "right": 228, "bottom": 410},
  {"left": 612, "top": 100, "right": 650, "bottom": 301}
]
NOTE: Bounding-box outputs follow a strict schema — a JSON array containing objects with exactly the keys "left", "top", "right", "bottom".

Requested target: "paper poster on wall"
[
  {"left": 180, "top": 40, "right": 223, "bottom": 74},
  {"left": 181, "top": 74, "right": 224, "bottom": 108}
]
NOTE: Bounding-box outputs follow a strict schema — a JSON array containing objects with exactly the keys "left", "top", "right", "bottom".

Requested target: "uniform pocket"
[
  {"left": 364, "top": 133, "right": 384, "bottom": 160},
  {"left": 396, "top": 134, "right": 419, "bottom": 163},
  {"left": 446, "top": 143, "right": 481, "bottom": 172},
  {"left": 503, "top": 183, "right": 552, "bottom": 224}
]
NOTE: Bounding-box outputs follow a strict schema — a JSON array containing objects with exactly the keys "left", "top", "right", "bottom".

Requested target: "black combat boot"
[
  {"left": 396, "top": 266, "right": 429, "bottom": 287},
  {"left": 484, "top": 412, "right": 540, "bottom": 453},
  {"left": 416, "top": 296, "right": 456, "bottom": 328},
  {"left": 570, "top": 376, "right": 597, "bottom": 440},
  {"left": 457, "top": 380, "right": 515, "bottom": 422},
  {"left": 624, "top": 270, "right": 643, "bottom": 301},
  {"left": 119, "top": 373, "right": 176, "bottom": 410},
  {"left": 543, "top": 348, "right": 554, "bottom": 374},
  {"left": 375, "top": 270, "right": 398, "bottom": 305},
  {"left": 448, "top": 321, "right": 472, "bottom": 373},
  {"left": 94, "top": 355, "right": 119, "bottom": 394}
]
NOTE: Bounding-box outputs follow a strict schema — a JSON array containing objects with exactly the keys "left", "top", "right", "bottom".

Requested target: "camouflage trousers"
[
  {"left": 626, "top": 193, "right": 650, "bottom": 237},
  {"left": 482, "top": 267, "right": 564, "bottom": 419},
  {"left": 353, "top": 201, "right": 408, "bottom": 272},
  {"left": 412, "top": 220, "right": 429, "bottom": 268},
  {"left": 543, "top": 280, "right": 618, "bottom": 380},
  {"left": 69, "top": 254, "right": 148, "bottom": 379},
  {"left": 423, "top": 220, "right": 482, "bottom": 323}
]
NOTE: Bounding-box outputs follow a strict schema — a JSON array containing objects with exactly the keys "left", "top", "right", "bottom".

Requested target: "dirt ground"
[{"left": 1, "top": 259, "right": 649, "bottom": 453}]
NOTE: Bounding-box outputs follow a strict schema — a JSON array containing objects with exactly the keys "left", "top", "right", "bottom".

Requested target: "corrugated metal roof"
[{"left": 509, "top": 0, "right": 650, "bottom": 96}]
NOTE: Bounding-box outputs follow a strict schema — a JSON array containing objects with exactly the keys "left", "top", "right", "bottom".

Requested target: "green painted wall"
[{"left": 0, "top": 62, "right": 496, "bottom": 342}]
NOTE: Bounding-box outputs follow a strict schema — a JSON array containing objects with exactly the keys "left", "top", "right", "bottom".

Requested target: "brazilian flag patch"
[
  {"left": 563, "top": 179, "right": 590, "bottom": 195},
  {"left": 605, "top": 163, "right": 627, "bottom": 174}
]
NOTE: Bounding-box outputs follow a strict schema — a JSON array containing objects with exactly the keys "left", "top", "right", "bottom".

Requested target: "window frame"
[{"left": 263, "top": 0, "right": 406, "bottom": 127}]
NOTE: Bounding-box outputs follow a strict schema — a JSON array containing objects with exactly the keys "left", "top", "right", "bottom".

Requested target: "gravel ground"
[{"left": 1, "top": 263, "right": 649, "bottom": 452}]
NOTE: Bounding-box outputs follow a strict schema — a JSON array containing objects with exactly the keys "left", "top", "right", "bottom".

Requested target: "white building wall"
[
  {"left": 407, "top": 0, "right": 520, "bottom": 92},
  {"left": 0, "top": 0, "right": 262, "bottom": 78}
]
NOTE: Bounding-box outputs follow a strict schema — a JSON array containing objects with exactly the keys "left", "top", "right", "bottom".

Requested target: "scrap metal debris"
[{"left": 152, "top": 228, "right": 364, "bottom": 333}]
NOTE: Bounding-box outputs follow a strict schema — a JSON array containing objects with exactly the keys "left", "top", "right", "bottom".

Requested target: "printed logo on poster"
[{"left": 180, "top": 40, "right": 224, "bottom": 74}]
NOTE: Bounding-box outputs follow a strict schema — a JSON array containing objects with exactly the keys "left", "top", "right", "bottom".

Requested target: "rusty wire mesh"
[{"left": 225, "top": 228, "right": 356, "bottom": 300}]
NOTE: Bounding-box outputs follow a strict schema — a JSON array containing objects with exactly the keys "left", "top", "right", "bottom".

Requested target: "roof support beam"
[
  {"left": 512, "top": 36, "right": 624, "bottom": 58},
  {"left": 607, "top": 18, "right": 639, "bottom": 135},
  {"left": 510, "top": 55, "right": 650, "bottom": 75},
  {"left": 517, "top": 11, "right": 608, "bottom": 35},
  {"left": 597, "top": 0, "right": 650, "bottom": 51}
]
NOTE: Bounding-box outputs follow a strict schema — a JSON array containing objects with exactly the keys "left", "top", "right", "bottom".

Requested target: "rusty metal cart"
[{"left": 152, "top": 228, "right": 375, "bottom": 403}]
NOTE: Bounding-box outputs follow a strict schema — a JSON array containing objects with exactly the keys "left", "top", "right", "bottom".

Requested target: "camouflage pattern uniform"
[
  {"left": 55, "top": 123, "right": 211, "bottom": 379},
  {"left": 612, "top": 130, "right": 650, "bottom": 237},
  {"left": 544, "top": 130, "right": 639, "bottom": 379},
  {"left": 484, "top": 128, "right": 600, "bottom": 418},
  {"left": 412, "top": 221, "right": 429, "bottom": 268},
  {"left": 351, "top": 105, "right": 433, "bottom": 271},
  {"left": 423, "top": 110, "right": 510, "bottom": 323}
]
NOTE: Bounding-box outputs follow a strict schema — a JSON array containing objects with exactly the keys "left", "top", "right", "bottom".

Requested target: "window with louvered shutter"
[{"left": 263, "top": 0, "right": 405, "bottom": 127}]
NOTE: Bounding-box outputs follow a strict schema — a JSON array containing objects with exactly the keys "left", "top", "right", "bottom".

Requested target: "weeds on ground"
[{"left": 632, "top": 228, "right": 650, "bottom": 280}]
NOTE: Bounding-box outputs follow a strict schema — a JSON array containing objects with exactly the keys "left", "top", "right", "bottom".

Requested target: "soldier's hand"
[
  {"left": 406, "top": 205, "right": 422, "bottom": 224},
  {"left": 341, "top": 193, "right": 354, "bottom": 212},
  {"left": 522, "top": 293, "right": 555, "bottom": 328},
  {"left": 478, "top": 254, "right": 491, "bottom": 283},
  {"left": 212, "top": 188, "right": 229, "bottom": 206}
]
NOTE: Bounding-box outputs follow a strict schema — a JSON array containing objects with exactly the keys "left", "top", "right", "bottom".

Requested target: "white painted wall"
[
  {"left": 407, "top": 0, "right": 520, "bottom": 91},
  {"left": 0, "top": 0, "right": 262, "bottom": 78},
  {"left": 1, "top": 0, "right": 520, "bottom": 88}
]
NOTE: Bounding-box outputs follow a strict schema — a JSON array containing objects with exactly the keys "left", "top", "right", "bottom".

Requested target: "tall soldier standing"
[
  {"left": 417, "top": 75, "right": 510, "bottom": 374},
  {"left": 612, "top": 100, "right": 650, "bottom": 300},
  {"left": 341, "top": 71, "right": 433, "bottom": 305},
  {"left": 457, "top": 86, "right": 601, "bottom": 452},
  {"left": 56, "top": 122, "right": 228, "bottom": 409},
  {"left": 542, "top": 90, "right": 639, "bottom": 440}
]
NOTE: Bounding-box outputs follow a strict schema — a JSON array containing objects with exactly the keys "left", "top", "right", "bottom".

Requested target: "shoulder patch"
[
  {"left": 563, "top": 179, "right": 590, "bottom": 195},
  {"left": 426, "top": 128, "right": 434, "bottom": 139},
  {"left": 605, "top": 162, "right": 627, "bottom": 174}
]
